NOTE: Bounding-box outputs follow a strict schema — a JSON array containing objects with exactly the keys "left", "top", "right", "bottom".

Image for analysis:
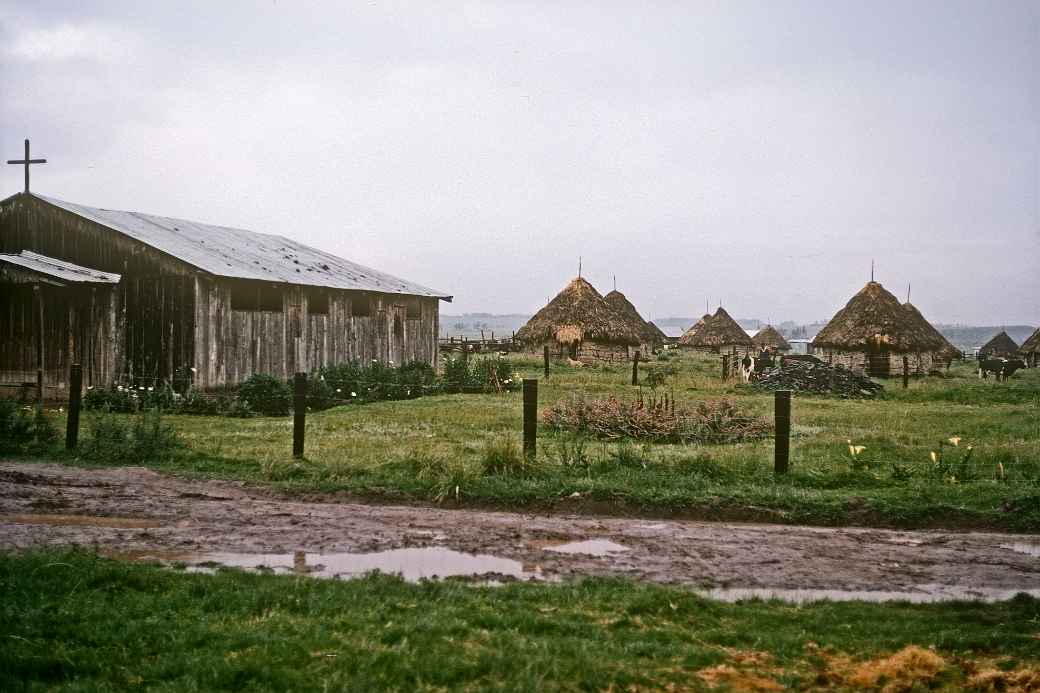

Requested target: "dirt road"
[{"left": 2, "top": 462, "right": 1038, "bottom": 601}]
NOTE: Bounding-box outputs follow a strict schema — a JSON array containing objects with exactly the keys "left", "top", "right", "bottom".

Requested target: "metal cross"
[{"left": 7, "top": 139, "right": 47, "bottom": 193}]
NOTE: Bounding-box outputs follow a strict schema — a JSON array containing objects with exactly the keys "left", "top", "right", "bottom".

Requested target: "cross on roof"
[{"left": 7, "top": 139, "right": 46, "bottom": 193}]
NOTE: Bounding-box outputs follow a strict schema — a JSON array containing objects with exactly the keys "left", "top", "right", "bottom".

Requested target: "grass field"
[
  {"left": 2, "top": 549, "right": 1038, "bottom": 691},
  {"left": 13, "top": 352, "right": 1040, "bottom": 530}
]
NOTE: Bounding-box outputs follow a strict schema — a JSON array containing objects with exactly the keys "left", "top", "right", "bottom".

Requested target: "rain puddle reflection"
[
  {"left": 173, "top": 547, "right": 544, "bottom": 582},
  {"left": 1001, "top": 543, "right": 1040, "bottom": 558},
  {"left": 544, "top": 539, "right": 630, "bottom": 556},
  {"left": 700, "top": 585, "right": 1040, "bottom": 604},
  {"left": 1, "top": 513, "right": 161, "bottom": 529}
]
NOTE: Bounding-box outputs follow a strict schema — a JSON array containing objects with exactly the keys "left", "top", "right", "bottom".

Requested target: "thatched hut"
[
  {"left": 979, "top": 331, "right": 1020, "bottom": 360},
  {"left": 515, "top": 277, "right": 640, "bottom": 363},
  {"left": 751, "top": 325, "right": 791, "bottom": 353},
  {"left": 604, "top": 289, "right": 661, "bottom": 354},
  {"left": 903, "top": 302, "right": 960, "bottom": 368},
  {"left": 678, "top": 307, "right": 753, "bottom": 353},
  {"left": 812, "top": 282, "right": 946, "bottom": 377},
  {"left": 1018, "top": 327, "right": 1040, "bottom": 367},
  {"left": 646, "top": 321, "right": 670, "bottom": 346}
]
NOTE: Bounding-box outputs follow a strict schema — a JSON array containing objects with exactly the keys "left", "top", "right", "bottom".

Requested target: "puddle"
[
  {"left": 0, "top": 513, "right": 162, "bottom": 529},
  {"left": 544, "top": 539, "right": 630, "bottom": 556},
  {"left": 160, "top": 547, "right": 543, "bottom": 582},
  {"left": 1001, "top": 543, "right": 1040, "bottom": 558},
  {"left": 700, "top": 585, "right": 1040, "bottom": 604}
]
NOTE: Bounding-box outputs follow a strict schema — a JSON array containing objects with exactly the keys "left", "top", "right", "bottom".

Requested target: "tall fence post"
[
  {"left": 721, "top": 354, "right": 730, "bottom": 381},
  {"left": 902, "top": 356, "right": 909, "bottom": 389},
  {"left": 36, "top": 368, "right": 44, "bottom": 410},
  {"left": 293, "top": 372, "right": 307, "bottom": 458},
  {"left": 631, "top": 350, "right": 640, "bottom": 385},
  {"left": 774, "top": 390, "right": 791, "bottom": 474},
  {"left": 543, "top": 345, "right": 550, "bottom": 378},
  {"left": 522, "top": 378, "right": 538, "bottom": 459},
  {"left": 65, "top": 363, "right": 82, "bottom": 449}
]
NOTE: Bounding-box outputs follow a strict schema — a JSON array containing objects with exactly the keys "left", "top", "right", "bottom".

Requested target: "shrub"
[
  {"left": 542, "top": 395, "right": 771, "bottom": 444},
  {"left": 238, "top": 374, "right": 291, "bottom": 416},
  {"left": 480, "top": 436, "right": 528, "bottom": 476},
  {"left": 84, "top": 407, "right": 180, "bottom": 463},
  {"left": 0, "top": 399, "right": 55, "bottom": 453}
]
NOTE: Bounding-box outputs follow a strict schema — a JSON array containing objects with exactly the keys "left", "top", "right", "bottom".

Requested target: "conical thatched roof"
[
  {"left": 515, "top": 277, "right": 640, "bottom": 346},
  {"left": 1019, "top": 327, "right": 1040, "bottom": 355},
  {"left": 903, "top": 303, "right": 960, "bottom": 360},
  {"left": 680, "top": 307, "right": 753, "bottom": 348},
  {"left": 678, "top": 313, "right": 713, "bottom": 345},
  {"left": 752, "top": 325, "right": 791, "bottom": 351},
  {"left": 813, "top": 282, "right": 946, "bottom": 353},
  {"left": 979, "top": 330, "right": 1019, "bottom": 357},
  {"left": 646, "top": 321, "right": 668, "bottom": 342},
  {"left": 604, "top": 289, "right": 657, "bottom": 343}
]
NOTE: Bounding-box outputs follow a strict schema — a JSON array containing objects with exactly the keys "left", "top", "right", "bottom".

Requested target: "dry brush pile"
[
  {"left": 752, "top": 359, "right": 884, "bottom": 399},
  {"left": 542, "top": 394, "right": 772, "bottom": 444}
]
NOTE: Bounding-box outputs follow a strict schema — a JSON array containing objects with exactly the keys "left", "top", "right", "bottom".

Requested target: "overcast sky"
[{"left": 2, "top": 1, "right": 1038, "bottom": 324}]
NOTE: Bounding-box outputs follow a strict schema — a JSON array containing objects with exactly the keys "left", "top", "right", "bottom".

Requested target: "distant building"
[
  {"left": 978, "top": 331, "right": 1020, "bottom": 360},
  {"left": 677, "top": 307, "right": 754, "bottom": 354}
]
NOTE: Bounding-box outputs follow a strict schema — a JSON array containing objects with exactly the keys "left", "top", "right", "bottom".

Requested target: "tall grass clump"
[
  {"left": 83, "top": 407, "right": 180, "bottom": 464},
  {"left": 0, "top": 399, "right": 57, "bottom": 454}
]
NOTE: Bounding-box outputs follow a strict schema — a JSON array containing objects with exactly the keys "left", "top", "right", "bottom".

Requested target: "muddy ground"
[{"left": 2, "top": 462, "right": 1039, "bottom": 600}]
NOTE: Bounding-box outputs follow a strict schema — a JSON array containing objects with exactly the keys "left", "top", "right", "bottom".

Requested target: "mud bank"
[{"left": 2, "top": 462, "right": 1038, "bottom": 600}]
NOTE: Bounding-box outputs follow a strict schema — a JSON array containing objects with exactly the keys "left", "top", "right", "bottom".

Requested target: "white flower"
[
  {"left": 336, "top": 388, "right": 342, "bottom": 393},
  {"left": 147, "top": 387, "right": 154, "bottom": 392},
  {"left": 117, "top": 386, "right": 124, "bottom": 392},
  {"left": 351, "top": 392, "right": 357, "bottom": 397},
  {"left": 190, "top": 367, "right": 197, "bottom": 373},
  {"left": 87, "top": 386, "right": 94, "bottom": 390}
]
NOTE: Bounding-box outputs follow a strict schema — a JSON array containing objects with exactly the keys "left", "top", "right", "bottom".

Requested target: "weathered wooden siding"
[
  {"left": 194, "top": 280, "right": 441, "bottom": 388},
  {"left": 0, "top": 284, "right": 122, "bottom": 395},
  {"left": 0, "top": 195, "right": 195, "bottom": 386}
]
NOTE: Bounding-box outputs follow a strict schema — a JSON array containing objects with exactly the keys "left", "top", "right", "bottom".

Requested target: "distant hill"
[{"left": 934, "top": 325, "right": 1036, "bottom": 352}]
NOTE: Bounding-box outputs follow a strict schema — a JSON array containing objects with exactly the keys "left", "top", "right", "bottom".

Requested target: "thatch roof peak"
[
  {"left": 680, "top": 307, "right": 753, "bottom": 347},
  {"left": 980, "top": 330, "right": 1019, "bottom": 356},
  {"left": 813, "top": 281, "right": 946, "bottom": 353},
  {"left": 752, "top": 325, "right": 791, "bottom": 351},
  {"left": 646, "top": 320, "right": 668, "bottom": 341},
  {"left": 604, "top": 288, "right": 658, "bottom": 342},
  {"left": 1019, "top": 327, "right": 1040, "bottom": 355},
  {"left": 515, "top": 277, "right": 640, "bottom": 346}
]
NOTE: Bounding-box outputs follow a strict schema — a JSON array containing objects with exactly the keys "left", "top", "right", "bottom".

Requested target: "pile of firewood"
[{"left": 751, "top": 359, "right": 884, "bottom": 399}]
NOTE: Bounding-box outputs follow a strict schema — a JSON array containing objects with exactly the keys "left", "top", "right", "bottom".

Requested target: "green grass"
[
  {"left": 13, "top": 353, "right": 1040, "bottom": 530},
  {"left": 2, "top": 549, "right": 1038, "bottom": 691}
]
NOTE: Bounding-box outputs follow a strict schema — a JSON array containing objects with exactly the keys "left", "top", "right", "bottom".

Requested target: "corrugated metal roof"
[
  {"left": 0, "top": 250, "right": 121, "bottom": 284},
  {"left": 34, "top": 194, "right": 451, "bottom": 300}
]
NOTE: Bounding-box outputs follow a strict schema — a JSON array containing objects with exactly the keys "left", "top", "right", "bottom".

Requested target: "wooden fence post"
[
  {"left": 36, "top": 368, "right": 44, "bottom": 410},
  {"left": 522, "top": 379, "right": 537, "bottom": 459},
  {"left": 902, "top": 356, "right": 909, "bottom": 389},
  {"left": 65, "top": 363, "right": 82, "bottom": 449},
  {"left": 543, "top": 345, "right": 550, "bottom": 378},
  {"left": 631, "top": 351, "right": 640, "bottom": 386},
  {"left": 774, "top": 390, "right": 791, "bottom": 475},
  {"left": 293, "top": 372, "right": 307, "bottom": 458},
  {"left": 721, "top": 354, "right": 730, "bottom": 381}
]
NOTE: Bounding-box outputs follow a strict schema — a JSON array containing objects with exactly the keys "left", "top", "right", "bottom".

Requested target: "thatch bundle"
[
  {"left": 679, "top": 307, "right": 753, "bottom": 349},
  {"left": 751, "top": 325, "right": 791, "bottom": 352},
  {"left": 604, "top": 289, "right": 658, "bottom": 344},
  {"left": 979, "top": 330, "right": 1020, "bottom": 359},
  {"left": 646, "top": 320, "right": 669, "bottom": 342},
  {"left": 903, "top": 303, "right": 960, "bottom": 361},
  {"left": 515, "top": 277, "right": 640, "bottom": 346},
  {"left": 812, "top": 282, "right": 946, "bottom": 353}
]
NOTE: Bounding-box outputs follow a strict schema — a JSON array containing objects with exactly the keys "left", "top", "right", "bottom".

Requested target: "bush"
[
  {"left": 0, "top": 399, "right": 55, "bottom": 453},
  {"left": 238, "top": 374, "right": 291, "bottom": 416},
  {"left": 542, "top": 395, "right": 771, "bottom": 444},
  {"left": 84, "top": 407, "right": 180, "bottom": 463}
]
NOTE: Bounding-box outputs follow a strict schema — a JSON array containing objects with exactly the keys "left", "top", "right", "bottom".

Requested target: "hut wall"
[
  {"left": 0, "top": 195, "right": 193, "bottom": 389},
  {"left": 194, "top": 279, "right": 440, "bottom": 388},
  {"left": 815, "top": 348, "right": 935, "bottom": 376},
  {"left": 678, "top": 343, "right": 750, "bottom": 355},
  {"left": 531, "top": 340, "right": 633, "bottom": 364}
]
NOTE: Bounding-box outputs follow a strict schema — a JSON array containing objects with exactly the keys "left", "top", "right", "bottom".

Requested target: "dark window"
[
  {"left": 230, "top": 282, "right": 282, "bottom": 312},
  {"left": 308, "top": 289, "right": 328, "bottom": 315},
  {"left": 352, "top": 294, "right": 373, "bottom": 317},
  {"left": 406, "top": 298, "right": 422, "bottom": 320}
]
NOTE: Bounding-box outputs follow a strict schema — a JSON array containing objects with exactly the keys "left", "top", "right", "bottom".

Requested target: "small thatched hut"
[
  {"left": 751, "top": 325, "right": 791, "bottom": 353},
  {"left": 979, "top": 331, "right": 1020, "bottom": 360},
  {"left": 678, "top": 307, "right": 753, "bottom": 353},
  {"left": 515, "top": 277, "right": 640, "bottom": 363},
  {"left": 604, "top": 289, "right": 661, "bottom": 354},
  {"left": 1018, "top": 327, "right": 1040, "bottom": 367},
  {"left": 812, "top": 282, "right": 946, "bottom": 377},
  {"left": 903, "top": 302, "right": 960, "bottom": 368}
]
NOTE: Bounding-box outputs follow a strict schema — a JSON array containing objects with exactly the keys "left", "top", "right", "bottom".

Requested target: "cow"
[
  {"left": 740, "top": 353, "right": 755, "bottom": 383},
  {"left": 979, "top": 358, "right": 1026, "bottom": 382}
]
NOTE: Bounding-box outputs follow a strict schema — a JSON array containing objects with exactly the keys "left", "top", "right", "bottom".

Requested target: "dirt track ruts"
[{"left": 2, "top": 462, "right": 1039, "bottom": 597}]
